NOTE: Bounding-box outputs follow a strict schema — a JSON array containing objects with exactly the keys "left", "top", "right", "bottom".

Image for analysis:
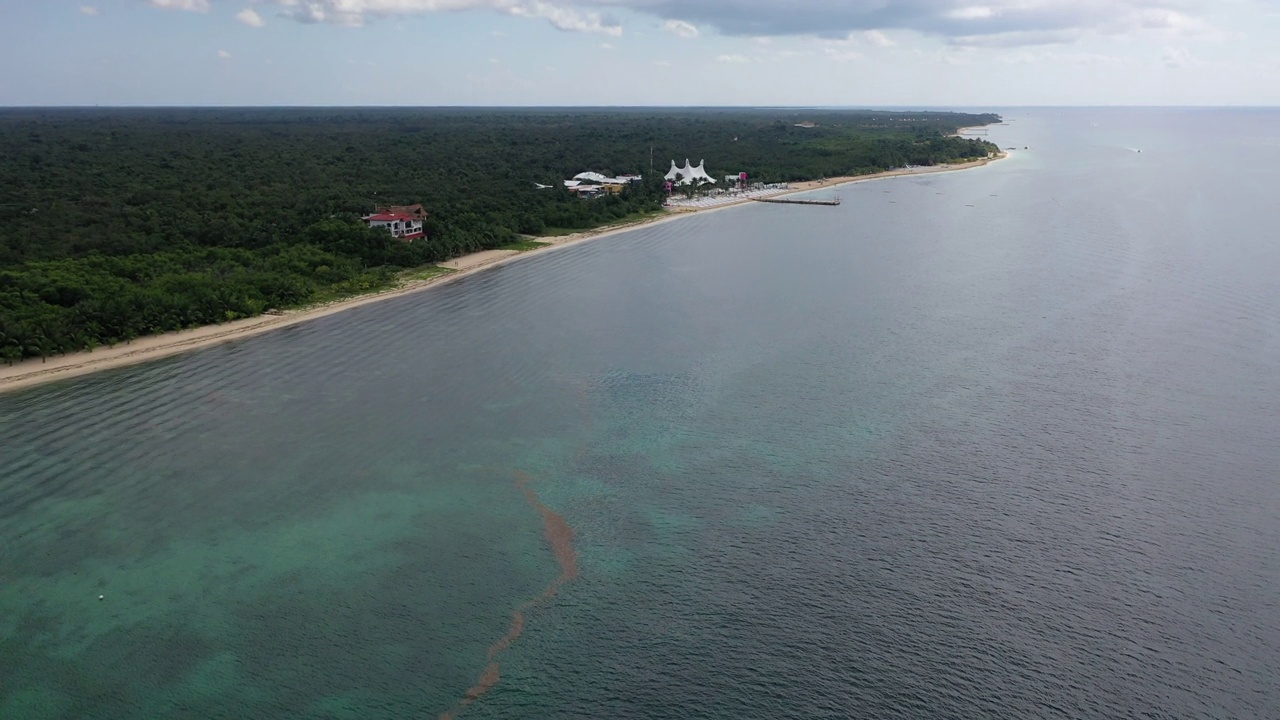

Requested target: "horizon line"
[{"left": 2, "top": 104, "right": 1278, "bottom": 112}]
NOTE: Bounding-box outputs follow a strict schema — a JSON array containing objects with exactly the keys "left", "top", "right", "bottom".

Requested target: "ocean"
[{"left": 2, "top": 107, "right": 1278, "bottom": 719}]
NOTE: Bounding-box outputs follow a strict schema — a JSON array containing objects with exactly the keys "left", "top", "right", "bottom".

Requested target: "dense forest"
[{"left": 0, "top": 107, "right": 1001, "bottom": 363}]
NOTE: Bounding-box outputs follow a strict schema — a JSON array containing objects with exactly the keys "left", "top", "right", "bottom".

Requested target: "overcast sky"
[{"left": 2, "top": 1, "right": 1278, "bottom": 106}]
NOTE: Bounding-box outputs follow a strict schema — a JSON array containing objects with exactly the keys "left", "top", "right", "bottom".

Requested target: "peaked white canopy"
[{"left": 664, "top": 159, "right": 716, "bottom": 186}]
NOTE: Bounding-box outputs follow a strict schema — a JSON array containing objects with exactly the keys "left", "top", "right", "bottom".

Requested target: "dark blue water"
[{"left": 2, "top": 108, "right": 1278, "bottom": 719}]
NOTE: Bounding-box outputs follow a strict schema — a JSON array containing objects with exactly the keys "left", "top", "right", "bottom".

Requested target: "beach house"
[{"left": 363, "top": 204, "right": 428, "bottom": 241}]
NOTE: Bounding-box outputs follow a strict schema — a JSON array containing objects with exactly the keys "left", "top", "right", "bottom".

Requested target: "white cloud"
[
  {"left": 150, "top": 0, "right": 209, "bottom": 11},
  {"left": 217, "top": 49, "right": 232, "bottom": 59},
  {"left": 1162, "top": 46, "right": 1197, "bottom": 68},
  {"left": 79, "top": 5, "right": 100, "bottom": 16},
  {"left": 995, "top": 49, "right": 1130, "bottom": 67},
  {"left": 936, "top": 46, "right": 975, "bottom": 65},
  {"left": 816, "top": 33, "right": 864, "bottom": 61},
  {"left": 716, "top": 53, "right": 749, "bottom": 63},
  {"left": 236, "top": 8, "right": 266, "bottom": 27},
  {"left": 663, "top": 19, "right": 699, "bottom": 39},
  {"left": 863, "top": 30, "right": 894, "bottom": 47},
  {"left": 951, "top": 28, "right": 1083, "bottom": 47},
  {"left": 626, "top": 0, "right": 1220, "bottom": 47},
  {"left": 1128, "top": 8, "right": 1218, "bottom": 39},
  {"left": 823, "top": 47, "right": 863, "bottom": 62},
  {"left": 599, "top": 42, "right": 614, "bottom": 49},
  {"left": 508, "top": 0, "right": 622, "bottom": 35},
  {"left": 259, "top": 1, "right": 619, "bottom": 34},
  {"left": 150, "top": 0, "right": 1221, "bottom": 48},
  {"left": 948, "top": 6, "right": 998, "bottom": 21},
  {"left": 1136, "top": 9, "right": 1204, "bottom": 33}
]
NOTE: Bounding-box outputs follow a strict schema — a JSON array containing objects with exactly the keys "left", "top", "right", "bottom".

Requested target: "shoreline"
[{"left": 0, "top": 153, "right": 1004, "bottom": 394}]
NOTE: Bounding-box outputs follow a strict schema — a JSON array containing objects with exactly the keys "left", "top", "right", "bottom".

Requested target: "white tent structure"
[{"left": 664, "top": 159, "right": 716, "bottom": 187}]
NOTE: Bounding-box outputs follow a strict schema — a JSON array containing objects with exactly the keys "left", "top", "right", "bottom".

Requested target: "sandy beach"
[
  {"left": 661, "top": 155, "right": 1003, "bottom": 212},
  {"left": 0, "top": 153, "right": 1004, "bottom": 393}
]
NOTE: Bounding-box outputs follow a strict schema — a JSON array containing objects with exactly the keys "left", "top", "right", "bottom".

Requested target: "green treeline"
[{"left": 0, "top": 107, "right": 1001, "bottom": 363}]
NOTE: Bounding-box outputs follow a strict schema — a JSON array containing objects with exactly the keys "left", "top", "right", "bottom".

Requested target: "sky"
[{"left": 1, "top": 1, "right": 1278, "bottom": 106}]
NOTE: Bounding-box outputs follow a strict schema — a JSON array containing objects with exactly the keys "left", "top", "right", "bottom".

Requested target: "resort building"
[
  {"left": 563, "top": 172, "right": 642, "bottom": 199},
  {"left": 363, "top": 204, "right": 427, "bottom": 241},
  {"left": 567, "top": 184, "right": 602, "bottom": 199}
]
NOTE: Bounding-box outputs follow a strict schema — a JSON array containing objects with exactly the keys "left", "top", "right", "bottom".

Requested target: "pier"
[{"left": 752, "top": 197, "right": 841, "bottom": 206}]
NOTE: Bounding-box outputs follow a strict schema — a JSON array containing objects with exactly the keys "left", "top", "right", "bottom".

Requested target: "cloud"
[
  {"left": 151, "top": 0, "right": 1217, "bottom": 47},
  {"left": 947, "top": 6, "right": 998, "bottom": 21},
  {"left": 256, "top": 0, "right": 619, "bottom": 34},
  {"left": 1162, "top": 46, "right": 1197, "bottom": 68},
  {"left": 716, "top": 53, "right": 749, "bottom": 63},
  {"left": 217, "top": 49, "right": 232, "bottom": 59},
  {"left": 863, "top": 29, "right": 894, "bottom": 47},
  {"left": 663, "top": 19, "right": 699, "bottom": 39},
  {"left": 823, "top": 47, "right": 863, "bottom": 62},
  {"left": 236, "top": 8, "right": 265, "bottom": 26},
  {"left": 79, "top": 5, "right": 100, "bottom": 16},
  {"left": 150, "top": 0, "right": 209, "bottom": 11},
  {"left": 616, "top": 0, "right": 1217, "bottom": 46},
  {"left": 994, "top": 48, "right": 1130, "bottom": 67},
  {"left": 816, "top": 32, "right": 870, "bottom": 61},
  {"left": 951, "top": 28, "right": 1084, "bottom": 47},
  {"left": 507, "top": 1, "right": 622, "bottom": 35},
  {"left": 1136, "top": 9, "right": 1204, "bottom": 33}
]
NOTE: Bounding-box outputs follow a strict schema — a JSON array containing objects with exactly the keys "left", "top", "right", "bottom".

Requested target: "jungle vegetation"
[{"left": 0, "top": 107, "right": 1001, "bottom": 362}]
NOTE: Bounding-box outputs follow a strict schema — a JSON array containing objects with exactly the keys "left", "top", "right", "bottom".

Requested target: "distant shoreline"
[{"left": 0, "top": 153, "right": 1005, "bottom": 394}]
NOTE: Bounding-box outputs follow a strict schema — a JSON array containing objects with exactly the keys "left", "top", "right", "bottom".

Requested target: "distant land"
[{"left": 0, "top": 107, "right": 1001, "bottom": 365}]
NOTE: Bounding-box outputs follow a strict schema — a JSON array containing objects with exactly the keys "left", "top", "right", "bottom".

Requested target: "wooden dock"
[{"left": 752, "top": 197, "right": 841, "bottom": 206}]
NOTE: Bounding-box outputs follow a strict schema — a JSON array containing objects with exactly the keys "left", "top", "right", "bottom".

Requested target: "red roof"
[
  {"left": 378, "top": 204, "right": 428, "bottom": 220},
  {"left": 366, "top": 213, "right": 415, "bottom": 222}
]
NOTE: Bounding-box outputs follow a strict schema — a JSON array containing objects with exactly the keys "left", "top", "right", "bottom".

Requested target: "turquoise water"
[{"left": 3, "top": 108, "right": 1280, "bottom": 718}]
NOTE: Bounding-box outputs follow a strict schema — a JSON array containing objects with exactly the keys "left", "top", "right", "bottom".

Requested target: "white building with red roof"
[{"left": 363, "top": 204, "right": 427, "bottom": 241}]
